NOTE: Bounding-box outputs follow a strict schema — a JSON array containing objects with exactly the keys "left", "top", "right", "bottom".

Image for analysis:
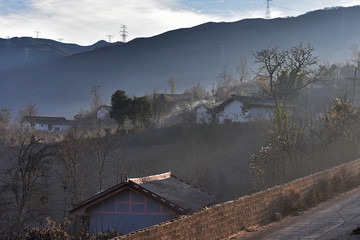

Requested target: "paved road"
[{"left": 229, "top": 187, "right": 360, "bottom": 240}]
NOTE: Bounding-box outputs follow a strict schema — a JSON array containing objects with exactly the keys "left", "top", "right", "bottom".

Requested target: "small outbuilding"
[{"left": 70, "top": 172, "right": 215, "bottom": 235}]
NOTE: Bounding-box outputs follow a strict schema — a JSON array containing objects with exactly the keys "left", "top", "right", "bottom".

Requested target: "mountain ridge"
[
  {"left": 0, "top": 37, "right": 121, "bottom": 70},
  {"left": 1, "top": 6, "right": 360, "bottom": 119}
]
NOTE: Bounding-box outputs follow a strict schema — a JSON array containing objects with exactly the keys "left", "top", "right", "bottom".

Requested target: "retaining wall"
[{"left": 113, "top": 159, "right": 360, "bottom": 240}]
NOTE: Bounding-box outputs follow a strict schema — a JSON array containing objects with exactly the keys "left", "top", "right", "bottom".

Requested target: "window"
[{"left": 89, "top": 189, "right": 173, "bottom": 215}]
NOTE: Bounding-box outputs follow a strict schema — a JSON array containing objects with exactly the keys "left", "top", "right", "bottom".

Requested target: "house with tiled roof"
[
  {"left": 21, "top": 116, "right": 73, "bottom": 132},
  {"left": 70, "top": 172, "right": 215, "bottom": 235},
  {"left": 96, "top": 105, "right": 111, "bottom": 119},
  {"left": 196, "top": 94, "right": 275, "bottom": 124}
]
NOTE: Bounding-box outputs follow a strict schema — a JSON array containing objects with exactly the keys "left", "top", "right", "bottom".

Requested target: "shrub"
[
  {"left": 24, "top": 217, "right": 120, "bottom": 240},
  {"left": 283, "top": 189, "right": 304, "bottom": 214}
]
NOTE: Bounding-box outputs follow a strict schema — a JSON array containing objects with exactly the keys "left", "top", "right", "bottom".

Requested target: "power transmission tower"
[
  {"left": 35, "top": 31, "right": 40, "bottom": 38},
  {"left": 120, "top": 25, "right": 128, "bottom": 43},
  {"left": 58, "top": 38, "right": 63, "bottom": 43},
  {"left": 265, "top": 0, "right": 272, "bottom": 19},
  {"left": 106, "top": 35, "right": 113, "bottom": 43}
]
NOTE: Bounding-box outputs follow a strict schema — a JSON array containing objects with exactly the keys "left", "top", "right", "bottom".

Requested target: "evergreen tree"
[{"left": 109, "top": 90, "right": 131, "bottom": 128}]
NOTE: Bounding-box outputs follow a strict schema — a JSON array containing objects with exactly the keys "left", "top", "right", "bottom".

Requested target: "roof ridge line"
[
  {"left": 171, "top": 174, "right": 215, "bottom": 197},
  {"left": 128, "top": 171, "right": 171, "bottom": 184}
]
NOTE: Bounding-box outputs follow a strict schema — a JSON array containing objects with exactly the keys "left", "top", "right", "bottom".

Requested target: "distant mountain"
[
  {"left": 1, "top": 6, "right": 360, "bottom": 119},
  {"left": 0, "top": 37, "right": 121, "bottom": 70}
]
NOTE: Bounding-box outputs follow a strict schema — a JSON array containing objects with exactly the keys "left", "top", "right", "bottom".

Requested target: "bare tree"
[
  {"left": 111, "top": 137, "right": 130, "bottom": 184},
  {"left": 350, "top": 43, "right": 360, "bottom": 67},
  {"left": 0, "top": 108, "right": 11, "bottom": 147},
  {"left": 236, "top": 57, "right": 249, "bottom": 82},
  {"left": 350, "top": 43, "right": 360, "bottom": 101},
  {"left": 15, "top": 104, "right": 38, "bottom": 126},
  {"left": 185, "top": 83, "right": 208, "bottom": 101},
  {"left": 18, "top": 103, "right": 37, "bottom": 118},
  {"left": 167, "top": 77, "right": 176, "bottom": 94},
  {"left": 180, "top": 98, "right": 198, "bottom": 125},
  {"left": 89, "top": 120, "right": 119, "bottom": 192},
  {"left": 1, "top": 136, "right": 53, "bottom": 239},
  {"left": 91, "top": 85, "right": 103, "bottom": 111},
  {"left": 249, "top": 106, "right": 303, "bottom": 188},
  {"left": 214, "top": 65, "right": 236, "bottom": 103},
  {"left": 254, "top": 43, "right": 319, "bottom": 105},
  {"left": 57, "top": 128, "right": 88, "bottom": 208}
]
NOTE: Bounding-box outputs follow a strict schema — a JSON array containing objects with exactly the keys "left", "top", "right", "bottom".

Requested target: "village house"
[
  {"left": 196, "top": 94, "right": 275, "bottom": 124},
  {"left": 70, "top": 172, "right": 215, "bottom": 235},
  {"left": 21, "top": 116, "right": 73, "bottom": 132},
  {"left": 96, "top": 105, "right": 111, "bottom": 119}
]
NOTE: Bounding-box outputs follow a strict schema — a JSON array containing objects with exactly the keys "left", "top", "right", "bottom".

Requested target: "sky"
[{"left": 0, "top": 0, "right": 359, "bottom": 46}]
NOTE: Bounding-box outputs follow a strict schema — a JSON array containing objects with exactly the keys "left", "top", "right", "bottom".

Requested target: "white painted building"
[
  {"left": 196, "top": 95, "right": 274, "bottom": 124},
  {"left": 96, "top": 105, "right": 111, "bottom": 119},
  {"left": 22, "top": 116, "right": 73, "bottom": 132}
]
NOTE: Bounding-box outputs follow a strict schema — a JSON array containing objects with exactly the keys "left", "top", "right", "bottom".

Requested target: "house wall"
[
  {"left": 218, "top": 101, "right": 247, "bottom": 123},
  {"left": 97, "top": 108, "right": 109, "bottom": 119},
  {"left": 34, "top": 123, "right": 50, "bottom": 131},
  {"left": 196, "top": 106, "right": 211, "bottom": 124},
  {"left": 33, "top": 123, "right": 71, "bottom": 132},
  {"left": 52, "top": 124, "right": 71, "bottom": 132},
  {"left": 219, "top": 101, "right": 271, "bottom": 123},
  {"left": 247, "top": 106, "right": 271, "bottom": 121},
  {"left": 114, "top": 158, "right": 360, "bottom": 240},
  {"left": 88, "top": 189, "right": 175, "bottom": 234},
  {"left": 197, "top": 101, "right": 271, "bottom": 124}
]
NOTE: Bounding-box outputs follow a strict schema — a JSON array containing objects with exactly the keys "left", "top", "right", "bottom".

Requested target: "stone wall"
[{"left": 113, "top": 159, "right": 360, "bottom": 240}]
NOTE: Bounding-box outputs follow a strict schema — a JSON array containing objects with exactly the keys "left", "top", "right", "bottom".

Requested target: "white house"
[
  {"left": 96, "top": 105, "right": 111, "bottom": 119},
  {"left": 196, "top": 95, "right": 275, "bottom": 124},
  {"left": 22, "top": 116, "right": 73, "bottom": 132}
]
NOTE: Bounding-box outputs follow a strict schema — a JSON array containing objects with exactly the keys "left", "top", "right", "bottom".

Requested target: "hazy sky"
[{"left": 0, "top": 0, "right": 359, "bottom": 45}]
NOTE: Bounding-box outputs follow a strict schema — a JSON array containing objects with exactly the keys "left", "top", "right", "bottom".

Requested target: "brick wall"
[{"left": 113, "top": 159, "right": 360, "bottom": 240}]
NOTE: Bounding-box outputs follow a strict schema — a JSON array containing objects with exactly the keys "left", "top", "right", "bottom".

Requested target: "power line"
[{"left": 271, "top": 4, "right": 304, "bottom": 13}]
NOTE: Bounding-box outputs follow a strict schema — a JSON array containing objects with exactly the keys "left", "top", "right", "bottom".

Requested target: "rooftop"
[{"left": 71, "top": 171, "right": 216, "bottom": 215}]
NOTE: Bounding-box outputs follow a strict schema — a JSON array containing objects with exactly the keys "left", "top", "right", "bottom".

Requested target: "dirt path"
[{"left": 227, "top": 187, "right": 360, "bottom": 240}]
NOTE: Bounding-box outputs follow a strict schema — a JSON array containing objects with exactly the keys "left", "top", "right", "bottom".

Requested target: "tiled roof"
[
  {"left": 22, "top": 116, "right": 72, "bottom": 125},
  {"left": 140, "top": 174, "right": 215, "bottom": 213},
  {"left": 212, "top": 94, "right": 275, "bottom": 114},
  {"left": 70, "top": 172, "right": 216, "bottom": 215},
  {"left": 70, "top": 182, "right": 129, "bottom": 215},
  {"left": 96, "top": 105, "right": 111, "bottom": 112}
]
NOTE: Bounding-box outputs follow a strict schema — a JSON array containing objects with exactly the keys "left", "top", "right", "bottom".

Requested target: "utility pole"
[
  {"left": 24, "top": 47, "right": 29, "bottom": 61},
  {"left": 6, "top": 36, "right": 10, "bottom": 49},
  {"left": 353, "top": 67, "right": 356, "bottom": 103},
  {"left": 265, "top": 0, "right": 272, "bottom": 19},
  {"left": 120, "top": 25, "right": 128, "bottom": 43},
  {"left": 106, "top": 35, "right": 113, "bottom": 43},
  {"left": 220, "top": 45, "right": 225, "bottom": 65},
  {"left": 35, "top": 31, "right": 40, "bottom": 38}
]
